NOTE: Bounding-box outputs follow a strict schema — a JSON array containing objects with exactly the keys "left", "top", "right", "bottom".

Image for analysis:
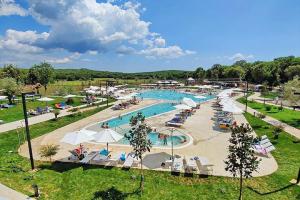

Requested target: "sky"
[{"left": 0, "top": 0, "right": 300, "bottom": 72}]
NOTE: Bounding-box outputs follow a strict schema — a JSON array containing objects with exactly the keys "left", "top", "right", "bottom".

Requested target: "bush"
[
  {"left": 278, "top": 106, "right": 283, "bottom": 111},
  {"left": 257, "top": 113, "right": 266, "bottom": 119},
  {"left": 265, "top": 105, "right": 272, "bottom": 111},
  {"left": 66, "top": 97, "right": 74, "bottom": 105},
  {"left": 53, "top": 110, "right": 60, "bottom": 120},
  {"left": 69, "top": 107, "right": 79, "bottom": 112}
]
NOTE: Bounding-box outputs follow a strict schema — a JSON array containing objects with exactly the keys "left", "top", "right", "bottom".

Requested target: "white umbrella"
[
  {"left": 93, "top": 129, "right": 124, "bottom": 151},
  {"left": 222, "top": 104, "right": 243, "bottom": 114},
  {"left": 182, "top": 97, "right": 197, "bottom": 107},
  {"left": 0, "top": 96, "right": 7, "bottom": 100},
  {"left": 86, "top": 90, "right": 96, "bottom": 94},
  {"left": 37, "top": 97, "right": 54, "bottom": 102},
  {"left": 60, "top": 130, "right": 94, "bottom": 145},
  {"left": 194, "top": 95, "right": 206, "bottom": 99},
  {"left": 37, "top": 97, "right": 54, "bottom": 106},
  {"left": 63, "top": 94, "right": 77, "bottom": 98},
  {"left": 174, "top": 104, "right": 192, "bottom": 110}
]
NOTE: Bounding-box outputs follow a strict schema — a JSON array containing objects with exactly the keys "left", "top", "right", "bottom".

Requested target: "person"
[
  {"left": 106, "top": 122, "right": 109, "bottom": 128},
  {"left": 101, "top": 123, "right": 105, "bottom": 128},
  {"left": 163, "top": 135, "right": 168, "bottom": 145}
]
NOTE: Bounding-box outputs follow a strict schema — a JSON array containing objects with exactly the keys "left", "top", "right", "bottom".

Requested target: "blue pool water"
[
  {"left": 138, "top": 89, "right": 214, "bottom": 102},
  {"left": 118, "top": 132, "right": 187, "bottom": 147},
  {"left": 104, "top": 103, "right": 176, "bottom": 128}
]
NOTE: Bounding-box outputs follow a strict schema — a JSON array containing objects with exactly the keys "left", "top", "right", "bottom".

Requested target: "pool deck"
[{"left": 19, "top": 98, "right": 278, "bottom": 177}]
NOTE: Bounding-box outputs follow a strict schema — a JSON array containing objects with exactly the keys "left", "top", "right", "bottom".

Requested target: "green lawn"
[
  {"left": 0, "top": 97, "right": 84, "bottom": 123},
  {"left": 0, "top": 107, "right": 299, "bottom": 199},
  {"left": 237, "top": 97, "right": 300, "bottom": 129},
  {"left": 260, "top": 92, "right": 280, "bottom": 99}
]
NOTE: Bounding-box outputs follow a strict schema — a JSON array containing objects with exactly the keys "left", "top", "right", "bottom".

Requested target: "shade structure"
[
  {"left": 194, "top": 95, "right": 206, "bottom": 99},
  {"left": 182, "top": 97, "right": 197, "bottom": 107},
  {"left": 60, "top": 130, "right": 95, "bottom": 145},
  {"left": 92, "top": 129, "right": 124, "bottom": 151},
  {"left": 37, "top": 97, "right": 54, "bottom": 102},
  {"left": 117, "top": 92, "right": 137, "bottom": 100},
  {"left": 63, "top": 94, "right": 77, "bottom": 98},
  {"left": 174, "top": 104, "right": 192, "bottom": 110}
]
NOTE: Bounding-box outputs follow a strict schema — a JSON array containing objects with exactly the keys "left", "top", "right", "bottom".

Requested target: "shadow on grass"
[
  {"left": 38, "top": 161, "right": 115, "bottom": 173},
  {"left": 92, "top": 186, "right": 141, "bottom": 200},
  {"left": 247, "top": 183, "right": 297, "bottom": 196}
]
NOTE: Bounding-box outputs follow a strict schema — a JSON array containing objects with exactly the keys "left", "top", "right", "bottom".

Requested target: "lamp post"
[
  {"left": 245, "top": 81, "right": 249, "bottom": 112},
  {"left": 21, "top": 92, "right": 35, "bottom": 170},
  {"left": 171, "top": 128, "right": 174, "bottom": 162}
]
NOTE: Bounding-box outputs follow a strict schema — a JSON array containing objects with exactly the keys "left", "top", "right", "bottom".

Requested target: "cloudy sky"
[{"left": 0, "top": 0, "right": 300, "bottom": 72}]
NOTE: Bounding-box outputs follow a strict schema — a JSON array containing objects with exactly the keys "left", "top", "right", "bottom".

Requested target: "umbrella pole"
[{"left": 107, "top": 142, "right": 109, "bottom": 152}]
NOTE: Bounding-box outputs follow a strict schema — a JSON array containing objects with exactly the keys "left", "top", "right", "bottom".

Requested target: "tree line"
[{"left": 1, "top": 56, "right": 300, "bottom": 87}]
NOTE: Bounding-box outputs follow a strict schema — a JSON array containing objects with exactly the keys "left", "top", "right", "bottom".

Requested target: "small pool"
[
  {"left": 104, "top": 103, "right": 176, "bottom": 128},
  {"left": 118, "top": 132, "right": 187, "bottom": 147},
  {"left": 138, "top": 89, "right": 214, "bottom": 102}
]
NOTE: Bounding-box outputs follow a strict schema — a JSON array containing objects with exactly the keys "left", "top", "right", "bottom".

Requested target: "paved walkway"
[
  {"left": 0, "top": 102, "right": 114, "bottom": 134},
  {"left": 234, "top": 94, "right": 300, "bottom": 139},
  {"left": 0, "top": 183, "right": 32, "bottom": 200}
]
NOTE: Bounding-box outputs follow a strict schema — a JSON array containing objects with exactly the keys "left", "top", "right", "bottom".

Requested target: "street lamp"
[{"left": 21, "top": 92, "right": 35, "bottom": 170}]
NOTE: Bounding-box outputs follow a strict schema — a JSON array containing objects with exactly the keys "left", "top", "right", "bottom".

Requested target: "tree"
[
  {"left": 28, "top": 62, "right": 54, "bottom": 94},
  {"left": 1, "top": 64, "right": 21, "bottom": 83},
  {"left": 0, "top": 78, "right": 21, "bottom": 104},
  {"left": 193, "top": 67, "right": 206, "bottom": 83},
  {"left": 53, "top": 110, "right": 60, "bottom": 120},
  {"left": 283, "top": 76, "right": 300, "bottom": 108},
  {"left": 39, "top": 144, "right": 59, "bottom": 161},
  {"left": 224, "top": 66, "right": 245, "bottom": 79},
  {"left": 125, "top": 112, "right": 152, "bottom": 193},
  {"left": 225, "top": 123, "right": 260, "bottom": 200},
  {"left": 285, "top": 65, "right": 300, "bottom": 80}
]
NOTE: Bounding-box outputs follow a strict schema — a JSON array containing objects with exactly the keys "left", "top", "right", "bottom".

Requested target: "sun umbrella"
[
  {"left": 222, "top": 104, "right": 243, "bottom": 114},
  {"left": 92, "top": 129, "right": 124, "bottom": 151},
  {"left": 60, "top": 130, "right": 95, "bottom": 145},
  {"left": 182, "top": 97, "right": 197, "bottom": 107},
  {"left": 63, "top": 94, "right": 77, "bottom": 98},
  {"left": 194, "top": 95, "right": 206, "bottom": 99},
  {"left": 37, "top": 97, "right": 54, "bottom": 106},
  {"left": 0, "top": 96, "right": 7, "bottom": 100},
  {"left": 174, "top": 104, "right": 191, "bottom": 110},
  {"left": 37, "top": 97, "right": 54, "bottom": 102}
]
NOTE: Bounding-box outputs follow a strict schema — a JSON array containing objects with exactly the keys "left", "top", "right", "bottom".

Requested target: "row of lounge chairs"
[
  {"left": 68, "top": 148, "right": 139, "bottom": 168},
  {"left": 28, "top": 106, "right": 54, "bottom": 116},
  {"left": 252, "top": 135, "right": 276, "bottom": 157},
  {"left": 163, "top": 155, "right": 214, "bottom": 175},
  {"left": 165, "top": 109, "right": 197, "bottom": 127},
  {"left": 112, "top": 99, "right": 140, "bottom": 110}
]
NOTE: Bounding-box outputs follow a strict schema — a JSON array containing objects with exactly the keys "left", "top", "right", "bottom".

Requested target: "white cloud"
[
  {"left": 139, "top": 46, "right": 195, "bottom": 59},
  {"left": 0, "top": 0, "right": 27, "bottom": 16},
  {"left": 228, "top": 53, "right": 254, "bottom": 61},
  {"left": 0, "top": 29, "right": 48, "bottom": 53},
  {"left": 46, "top": 53, "right": 81, "bottom": 64}
]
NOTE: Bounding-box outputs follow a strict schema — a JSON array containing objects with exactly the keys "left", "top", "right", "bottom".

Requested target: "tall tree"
[
  {"left": 193, "top": 67, "right": 206, "bottom": 82},
  {"left": 225, "top": 123, "right": 260, "bottom": 200},
  {"left": 126, "top": 112, "right": 152, "bottom": 193},
  {"left": 285, "top": 65, "right": 300, "bottom": 80},
  {"left": 28, "top": 62, "right": 54, "bottom": 94},
  {"left": 1, "top": 64, "right": 21, "bottom": 83},
  {"left": 283, "top": 76, "right": 300, "bottom": 108},
  {"left": 0, "top": 78, "right": 21, "bottom": 104}
]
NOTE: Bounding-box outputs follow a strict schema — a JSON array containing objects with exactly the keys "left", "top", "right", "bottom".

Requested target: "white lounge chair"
[
  {"left": 123, "top": 153, "right": 138, "bottom": 168},
  {"left": 195, "top": 156, "right": 214, "bottom": 175},
  {"left": 172, "top": 157, "right": 183, "bottom": 173},
  {"left": 184, "top": 156, "right": 198, "bottom": 173},
  {"left": 80, "top": 151, "right": 98, "bottom": 164}
]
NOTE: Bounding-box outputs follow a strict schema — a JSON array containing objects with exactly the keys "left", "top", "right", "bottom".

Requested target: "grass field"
[
  {"left": 237, "top": 97, "right": 300, "bottom": 129},
  {"left": 0, "top": 108, "right": 299, "bottom": 199},
  {"left": 260, "top": 92, "right": 280, "bottom": 99}
]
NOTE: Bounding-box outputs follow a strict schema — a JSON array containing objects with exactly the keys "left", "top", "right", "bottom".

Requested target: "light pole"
[
  {"left": 245, "top": 81, "right": 249, "bottom": 112},
  {"left": 171, "top": 128, "right": 174, "bottom": 162},
  {"left": 21, "top": 92, "right": 35, "bottom": 170}
]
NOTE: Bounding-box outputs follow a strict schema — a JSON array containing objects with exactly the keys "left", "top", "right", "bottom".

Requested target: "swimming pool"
[
  {"left": 138, "top": 89, "right": 214, "bottom": 102},
  {"left": 104, "top": 102, "right": 176, "bottom": 128},
  {"left": 118, "top": 132, "right": 187, "bottom": 147}
]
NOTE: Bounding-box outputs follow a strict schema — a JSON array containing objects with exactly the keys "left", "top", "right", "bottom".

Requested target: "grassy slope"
[
  {"left": 260, "top": 92, "right": 279, "bottom": 99},
  {"left": 237, "top": 97, "right": 300, "bottom": 129},
  {"left": 0, "top": 111, "right": 299, "bottom": 199}
]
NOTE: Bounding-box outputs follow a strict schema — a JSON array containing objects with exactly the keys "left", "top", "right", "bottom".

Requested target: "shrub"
[
  {"left": 265, "top": 105, "right": 272, "bottom": 111},
  {"left": 69, "top": 107, "right": 79, "bottom": 113},
  {"left": 257, "top": 113, "right": 266, "bottom": 119},
  {"left": 39, "top": 144, "right": 60, "bottom": 161},
  {"left": 53, "top": 110, "right": 60, "bottom": 120},
  {"left": 66, "top": 97, "right": 74, "bottom": 105}
]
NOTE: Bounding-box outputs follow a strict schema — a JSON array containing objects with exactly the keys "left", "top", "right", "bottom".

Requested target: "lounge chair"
[
  {"left": 80, "top": 151, "right": 98, "bottom": 164},
  {"left": 172, "top": 157, "right": 183, "bottom": 173},
  {"left": 195, "top": 156, "right": 214, "bottom": 175},
  {"left": 165, "top": 121, "right": 183, "bottom": 127},
  {"left": 184, "top": 156, "right": 198, "bottom": 174},
  {"left": 123, "top": 153, "right": 137, "bottom": 168}
]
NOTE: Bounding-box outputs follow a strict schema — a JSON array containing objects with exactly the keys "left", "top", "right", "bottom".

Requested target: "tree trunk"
[
  {"left": 239, "top": 173, "right": 243, "bottom": 200},
  {"left": 8, "top": 96, "right": 13, "bottom": 105},
  {"left": 140, "top": 157, "right": 144, "bottom": 193},
  {"left": 44, "top": 85, "right": 47, "bottom": 95}
]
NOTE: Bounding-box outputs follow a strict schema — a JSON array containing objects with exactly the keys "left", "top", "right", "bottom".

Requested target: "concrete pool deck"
[{"left": 19, "top": 98, "right": 278, "bottom": 177}]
